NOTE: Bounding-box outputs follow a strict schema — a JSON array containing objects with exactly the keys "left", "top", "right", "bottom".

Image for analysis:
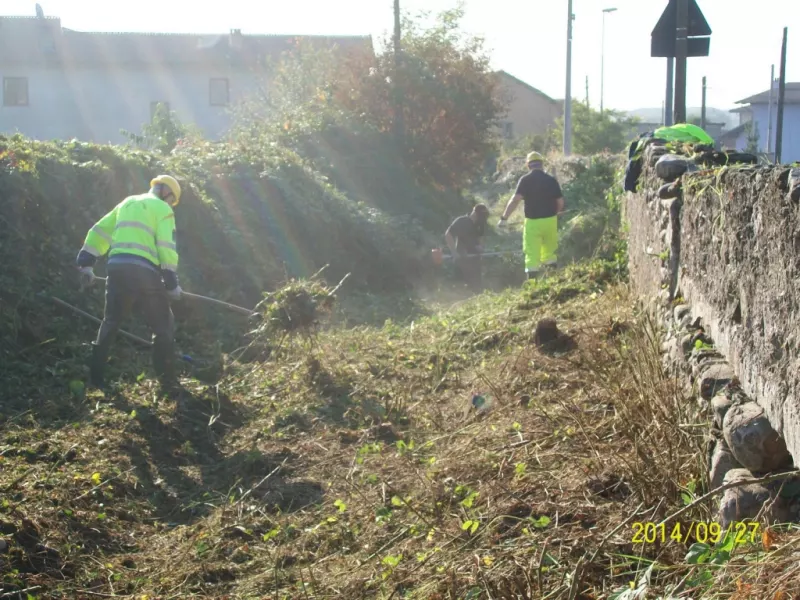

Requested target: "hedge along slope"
[{"left": 0, "top": 134, "right": 461, "bottom": 394}]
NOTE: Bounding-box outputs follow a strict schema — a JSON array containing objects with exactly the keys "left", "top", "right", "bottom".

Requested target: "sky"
[{"left": 3, "top": 0, "right": 799, "bottom": 114}]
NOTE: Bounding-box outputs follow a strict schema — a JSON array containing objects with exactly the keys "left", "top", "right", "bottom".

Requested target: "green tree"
[
  {"left": 744, "top": 120, "right": 760, "bottom": 154},
  {"left": 233, "top": 6, "right": 505, "bottom": 191},
  {"left": 121, "top": 102, "right": 201, "bottom": 155},
  {"left": 550, "top": 101, "right": 639, "bottom": 155}
]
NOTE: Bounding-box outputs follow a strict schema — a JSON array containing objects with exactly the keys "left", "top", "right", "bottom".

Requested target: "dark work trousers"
[
  {"left": 455, "top": 254, "right": 482, "bottom": 293},
  {"left": 91, "top": 263, "right": 175, "bottom": 385}
]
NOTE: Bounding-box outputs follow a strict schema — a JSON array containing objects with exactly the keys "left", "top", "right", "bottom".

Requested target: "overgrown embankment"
[{"left": 0, "top": 132, "right": 471, "bottom": 400}]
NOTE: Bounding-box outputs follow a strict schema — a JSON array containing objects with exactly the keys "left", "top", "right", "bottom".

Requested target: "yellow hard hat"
[
  {"left": 150, "top": 174, "right": 182, "bottom": 207},
  {"left": 526, "top": 151, "right": 545, "bottom": 164}
]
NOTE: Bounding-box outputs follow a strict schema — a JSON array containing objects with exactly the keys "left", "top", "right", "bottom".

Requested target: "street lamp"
[{"left": 600, "top": 7, "right": 617, "bottom": 115}]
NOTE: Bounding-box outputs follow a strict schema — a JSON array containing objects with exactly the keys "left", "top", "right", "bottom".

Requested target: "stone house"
[
  {"left": 494, "top": 70, "right": 562, "bottom": 141},
  {"left": 0, "top": 14, "right": 372, "bottom": 144}
]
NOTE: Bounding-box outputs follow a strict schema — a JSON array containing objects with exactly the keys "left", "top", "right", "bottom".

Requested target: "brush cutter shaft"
[{"left": 441, "top": 250, "right": 522, "bottom": 260}]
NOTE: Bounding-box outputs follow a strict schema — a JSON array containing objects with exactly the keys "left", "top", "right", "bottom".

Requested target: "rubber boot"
[
  {"left": 527, "top": 271, "right": 540, "bottom": 281},
  {"left": 89, "top": 342, "right": 109, "bottom": 389},
  {"left": 153, "top": 337, "right": 179, "bottom": 394}
]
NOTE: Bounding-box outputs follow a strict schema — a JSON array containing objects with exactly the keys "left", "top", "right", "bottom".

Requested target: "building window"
[
  {"left": 150, "top": 101, "right": 170, "bottom": 120},
  {"left": 210, "top": 78, "right": 229, "bottom": 106},
  {"left": 3, "top": 77, "right": 29, "bottom": 107},
  {"left": 502, "top": 122, "right": 514, "bottom": 140}
]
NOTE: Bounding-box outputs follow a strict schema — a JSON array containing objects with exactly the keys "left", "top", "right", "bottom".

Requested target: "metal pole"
[
  {"left": 601, "top": 11, "right": 606, "bottom": 114},
  {"left": 585, "top": 76, "right": 589, "bottom": 105},
  {"left": 665, "top": 58, "right": 674, "bottom": 126},
  {"left": 767, "top": 64, "right": 775, "bottom": 156},
  {"left": 600, "top": 8, "right": 617, "bottom": 115},
  {"left": 673, "top": 0, "right": 688, "bottom": 124},
  {"left": 393, "top": 0, "right": 403, "bottom": 146},
  {"left": 776, "top": 27, "right": 788, "bottom": 164},
  {"left": 701, "top": 76, "right": 707, "bottom": 129},
  {"left": 563, "top": 0, "right": 573, "bottom": 156}
]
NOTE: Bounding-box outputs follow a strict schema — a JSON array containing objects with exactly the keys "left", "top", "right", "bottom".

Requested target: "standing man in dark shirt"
[
  {"left": 445, "top": 203, "right": 490, "bottom": 292},
  {"left": 498, "top": 151, "right": 564, "bottom": 280}
]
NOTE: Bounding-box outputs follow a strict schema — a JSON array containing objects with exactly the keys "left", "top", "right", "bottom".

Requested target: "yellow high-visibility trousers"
[{"left": 523, "top": 216, "right": 558, "bottom": 273}]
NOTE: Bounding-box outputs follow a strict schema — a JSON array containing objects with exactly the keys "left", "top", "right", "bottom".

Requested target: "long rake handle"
[
  {"left": 44, "top": 295, "right": 153, "bottom": 347},
  {"left": 94, "top": 277, "right": 255, "bottom": 317},
  {"left": 181, "top": 291, "right": 256, "bottom": 317}
]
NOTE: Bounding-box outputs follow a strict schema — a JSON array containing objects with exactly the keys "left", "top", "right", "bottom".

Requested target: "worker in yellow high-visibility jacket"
[
  {"left": 75, "top": 175, "right": 183, "bottom": 391},
  {"left": 498, "top": 152, "right": 565, "bottom": 280}
]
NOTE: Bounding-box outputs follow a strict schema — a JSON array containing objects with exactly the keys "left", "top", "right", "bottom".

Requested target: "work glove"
[
  {"left": 78, "top": 266, "right": 96, "bottom": 288},
  {"left": 166, "top": 285, "right": 183, "bottom": 301}
]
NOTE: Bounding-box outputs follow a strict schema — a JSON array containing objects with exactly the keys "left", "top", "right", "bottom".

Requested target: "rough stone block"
[
  {"left": 718, "top": 468, "right": 771, "bottom": 527},
  {"left": 711, "top": 392, "right": 735, "bottom": 429},
  {"left": 656, "top": 155, "right": 690, "bottom": 182},
  {"left": 680, "top": 334, "right": 694, "bottom": 356},
  {"left": 723, "top": 402, "right": 793, "bottom": 473},
  {"left": 674, "top": 304, "right": 691, "bottom": 323},
  {"left": 710, "top": 440, "right": 742, "bottom": 490},
  {"left": 789, "top": 167, "right": 800, "bottom": 203},
  {"left": 698, "top": 364, "right": 735, "bottom": 400},
  {"left": 647, "top": 145, "right": 669, "bottom": 167},
  {"left": 658, "top": 181, "right": 681, "bottom": 199}
]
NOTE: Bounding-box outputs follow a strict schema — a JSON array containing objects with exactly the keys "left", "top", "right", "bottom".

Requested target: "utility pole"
[
  {"left": 701, "top": 76, "right": 707, "bottom": 129},
  {"left": 393, "top": 0, "right": 404, "bottom": 147},
  {"left": 767, "top": 64, "right": 775, "bottom": 156},
  {"left": 664, "top": 58, "right": 674, "bottom": 126},
  {"left": 563, "top": 0, "right": 574, "bottom": 156},
  {"left": 673, "top": 0, "right": 688, "bottom": 124},
  {"left": 775, "top": 27, "right": 788, "bottom": 164},
  {"left": 585, "top": 76, "right": 589, "bottom": 105},
  {"left": 600, "top": 7, "right": 617, "bottom": 115}
]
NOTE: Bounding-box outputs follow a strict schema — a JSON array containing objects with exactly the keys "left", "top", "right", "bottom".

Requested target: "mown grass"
[{"left": 1, "top": 261, "right": 799, "bottom": 599}]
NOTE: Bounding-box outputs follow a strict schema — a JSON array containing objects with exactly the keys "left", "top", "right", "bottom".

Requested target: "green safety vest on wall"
[
  {"left": 80, "top": 192, "right": 179, "bottom": 274},
  {"left": 653, "top": 123, "right": 715, "bottom": 146}
]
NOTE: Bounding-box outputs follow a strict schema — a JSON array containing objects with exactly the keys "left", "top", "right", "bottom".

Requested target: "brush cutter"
[{"left": 430, "top": 248, "right": 523, "bottom": 266}]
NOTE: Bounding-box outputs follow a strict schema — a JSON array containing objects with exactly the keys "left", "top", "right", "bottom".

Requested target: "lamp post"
[
  {"left": 564, "top": 0, "right": 574, "bottom": 155},
  {"left": 600, "top": 7, "right": 617, "bottom": 115}
]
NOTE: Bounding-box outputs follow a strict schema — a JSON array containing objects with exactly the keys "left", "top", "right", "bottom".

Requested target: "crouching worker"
[
  {"left": 445, "top": 203, "right": 490, "bottom": 293},
  {"left": 498, "top": 152, "right": 564, "bottom": 280},
  {"left": 75, "top": 175, "right": 184, "bottom": 391}
]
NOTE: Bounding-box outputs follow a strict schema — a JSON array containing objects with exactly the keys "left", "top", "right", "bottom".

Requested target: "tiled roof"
[
  {"left": 0, "top": 16, "right": 373, "bottom": 67},
  {"left": 495, "top": 70, "right": 558, "bottom": 104},
  {"left": 735, "top": 82, "right": 800, "bottom": 105}
]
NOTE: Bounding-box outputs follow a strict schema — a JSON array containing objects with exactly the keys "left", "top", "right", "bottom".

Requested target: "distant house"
[
  {"left": 494, "top": 70, "right": 562, "bottom": 141},
  {"left": 0, "top": 14, "right": 373, "bottom": 144},
  {"left": 720, "top": 82, "right": 800, "bottom": 162}
]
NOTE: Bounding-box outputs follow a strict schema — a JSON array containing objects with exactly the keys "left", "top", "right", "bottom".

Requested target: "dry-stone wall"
[{"left": 626, "top": 140, "right": 800, "bottom": 524}]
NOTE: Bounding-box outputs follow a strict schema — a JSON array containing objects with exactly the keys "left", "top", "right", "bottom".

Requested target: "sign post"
[{"left": 652, "top": 0, "right": 711, "bottom": 125}]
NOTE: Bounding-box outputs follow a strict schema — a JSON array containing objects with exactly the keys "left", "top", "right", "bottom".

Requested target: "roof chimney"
[{"left": 230, "top": 28, "right": 243, "bottom": 49}]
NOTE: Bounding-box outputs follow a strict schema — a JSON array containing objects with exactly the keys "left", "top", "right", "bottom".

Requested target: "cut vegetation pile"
[{"left": 3, "top": 256, "right": 798, "bottom": 599}]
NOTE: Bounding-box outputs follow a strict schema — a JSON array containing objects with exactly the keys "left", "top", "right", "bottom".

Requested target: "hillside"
[{"left": 2, "top": 132, "right": 797, "bottom": 599}]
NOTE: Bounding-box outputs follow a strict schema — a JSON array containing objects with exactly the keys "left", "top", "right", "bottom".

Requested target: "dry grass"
[{"left": 1, "top": 263, "right": 799, "bottom": 599}]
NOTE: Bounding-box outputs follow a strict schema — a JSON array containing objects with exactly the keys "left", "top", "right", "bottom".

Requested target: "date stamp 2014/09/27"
[{"left": 631, "top": 521, "right": 760, "bottom": 545}]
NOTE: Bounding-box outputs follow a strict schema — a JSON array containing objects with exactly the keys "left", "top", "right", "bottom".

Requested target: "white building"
[{"left": 0, "top": 14, "right": 372, "bottom": 143}]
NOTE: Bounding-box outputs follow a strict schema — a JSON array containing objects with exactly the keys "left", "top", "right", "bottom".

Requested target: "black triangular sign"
[{"left": 652, "top": 0, "right": 712, "bottom": 40}]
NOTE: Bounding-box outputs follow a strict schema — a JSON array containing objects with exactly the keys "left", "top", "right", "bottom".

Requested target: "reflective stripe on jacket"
[{"left": 80, "top": 192, "right": 179, "bottom": 274}]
